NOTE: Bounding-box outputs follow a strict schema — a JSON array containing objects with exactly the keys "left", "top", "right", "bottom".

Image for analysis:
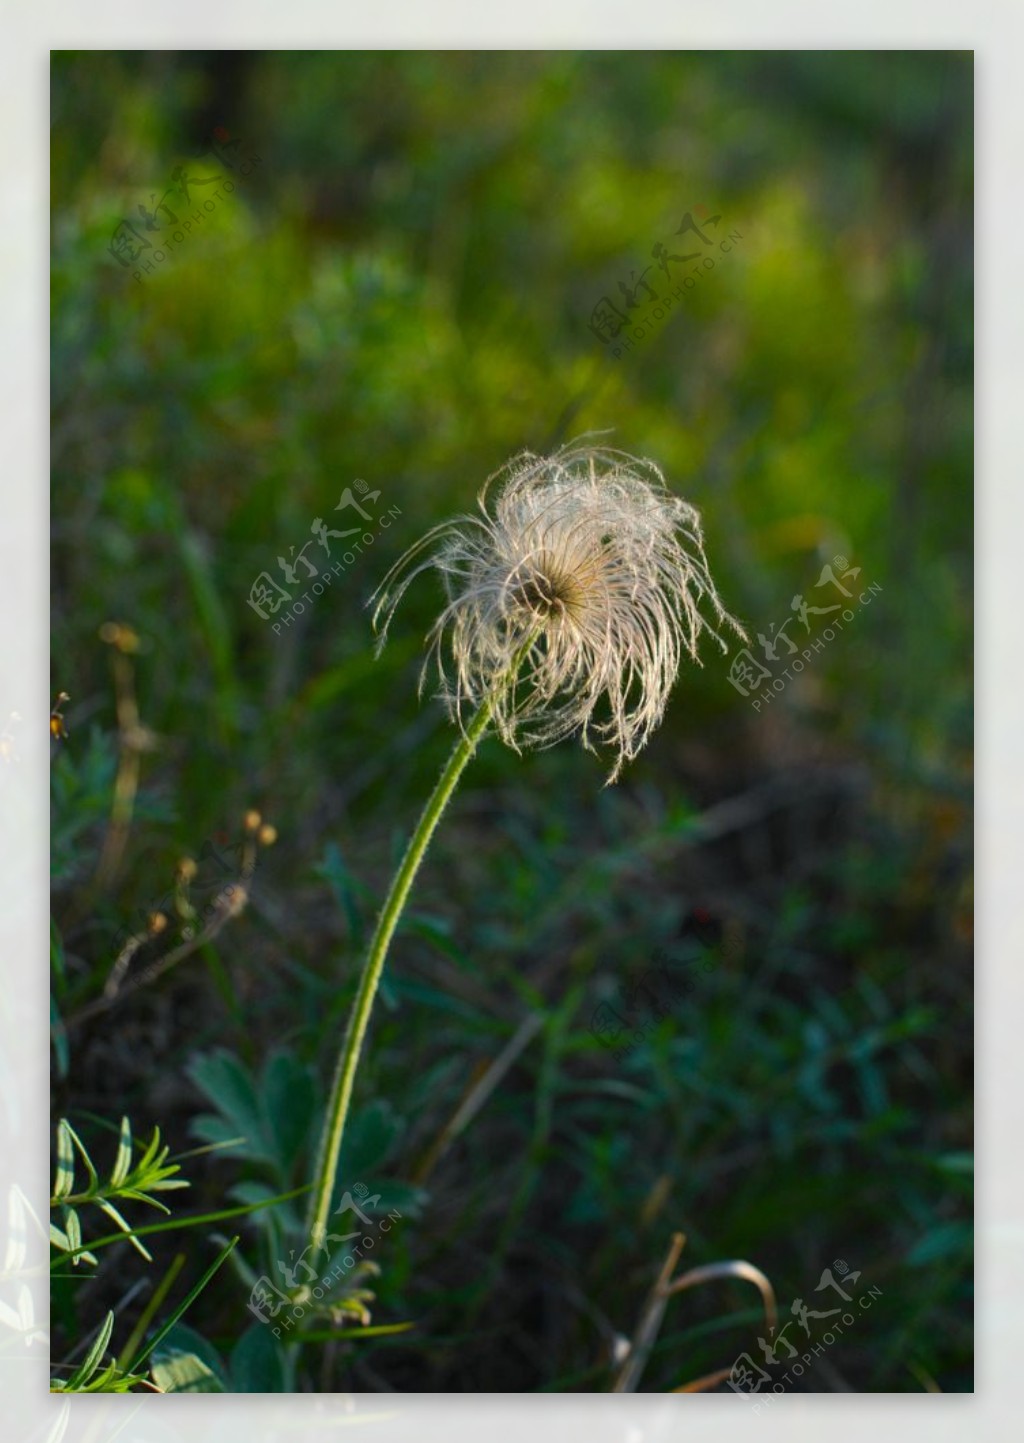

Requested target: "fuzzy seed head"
[{"left": 372, "top": 441, "right": 745, "bottom": 781}]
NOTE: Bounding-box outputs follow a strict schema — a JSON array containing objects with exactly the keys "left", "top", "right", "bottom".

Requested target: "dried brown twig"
[
  {"left": 94, "top": 624, "right": 157, "bottom": 888},
  {"left": 67, "top": 881, "right": 250, "bottom": 1030},
  {"left": 611, "top": 1231, "right": 777, "bottom": 1393}
]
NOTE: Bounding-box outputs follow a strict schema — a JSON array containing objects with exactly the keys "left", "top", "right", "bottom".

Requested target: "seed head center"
[{"left": 511, "top": 566, "right": 575, "bottom": 618}]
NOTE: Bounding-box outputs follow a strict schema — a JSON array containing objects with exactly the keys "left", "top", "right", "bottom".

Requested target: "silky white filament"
[{"left": 372, "top": 441, "right": 745, "bottom": 782}]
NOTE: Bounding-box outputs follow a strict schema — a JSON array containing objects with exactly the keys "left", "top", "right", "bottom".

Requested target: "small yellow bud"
[
  {"left": 244, "top": 809, "right": 262, "bottom": 832},
  {"left": 258, "top": 824, "right": 277, "bottom": 847},
  {"left": 147, "top": 911, "right": 168, "bottom": 934}
]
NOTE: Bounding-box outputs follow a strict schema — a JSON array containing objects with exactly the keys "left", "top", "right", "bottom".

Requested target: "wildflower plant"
[
  {"left": 48, "top": 1114, "right": 240, "bottom": 1391},
  {"left": 306, "top": 441, "right": 744, "bottom": 1251},
  {"left": 374, "top": 441, "right": 743, "bottom": 782},
  {"left": 51, "top": 1115, "right": 188, "bottom": 1266}
]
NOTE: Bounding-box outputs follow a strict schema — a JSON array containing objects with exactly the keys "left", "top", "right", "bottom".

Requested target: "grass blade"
[{"left": 132, "top": 1235, "right": 239, "bottom": 1372}]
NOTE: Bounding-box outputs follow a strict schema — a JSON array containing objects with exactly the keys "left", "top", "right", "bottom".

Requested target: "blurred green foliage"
[{"left": 51, "top": 51, "right": 972, "bottom": 1392}]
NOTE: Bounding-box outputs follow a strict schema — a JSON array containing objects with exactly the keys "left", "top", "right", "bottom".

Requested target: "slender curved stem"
[{"left": 306, "top": 696, "right": 494, "bottom": 1250}]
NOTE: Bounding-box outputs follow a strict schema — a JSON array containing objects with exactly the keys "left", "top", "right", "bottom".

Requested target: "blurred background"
[{"left": 50, "top": 50, "right": 972, "bottom": 1392}]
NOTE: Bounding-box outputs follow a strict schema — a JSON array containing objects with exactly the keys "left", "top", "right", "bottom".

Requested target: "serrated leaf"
[
  {"left": 189, "top": 1115, "right": 250, "bottom": 1153},
  {"left": 228, "top": 1179, "right": 287, "bottom": 1207},
  {"left": 110, "top": 1116, "right": 133, "bottom": 1188},
  {"left": 187, "top": 1051, "right": 275, "bottom": 1163}
]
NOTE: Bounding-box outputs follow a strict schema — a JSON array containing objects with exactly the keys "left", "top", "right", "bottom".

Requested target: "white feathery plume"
[{"left": 372, "top": 440, "right": 746, "bottom": 782}]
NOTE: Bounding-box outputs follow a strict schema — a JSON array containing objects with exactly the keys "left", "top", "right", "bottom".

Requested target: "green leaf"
[
  {"left": 336, "top": 1099, "right": 404, "bottom": 1193},
  {"left": 315, "top": 842, "right": 366, "bottom": 946},
  {"left": 63, "top": 1121, "right": 99, "bottom": 1192},
  {"left": 75, "top": 1310, "right": 115, "bottom": 1386},
  {"left": 228, "top": 1179, "right": 290, "bottom": 1208},
  {"left": 50, "top": 1215, "right": 97, "bottom": 1267},
  {"left": 189, "top": 1115, "right": 250, "bottom": 1154},
  {"left": 907, "top": 1221, "right": 972, "bottom": 1266},
  {"left": 64, "top": 1207, "right": 82, "bottom": 1255},
  {"left": 50, "top": 1221, "right": 71, "bottom": 1252},
  {"left": 96, "top": 1199, "right": 153, "bottom": 1261},
  {"left": 122, "top": 1140, "right": 170, "bottom": 1183},
  {"left": 53, "top": 1121, "right": 75, "bottom": 1200},
  {"left": 187, "top": 1050, "right": 275, "bottom": 1163},
  {"left": 48, "top": 1185, "right": 310, "bottom": 1261},
  {"left": 405, "top": 912, "right": 471, "bottom": 967},
  {"left": 361, "top": 1179, "right": 425, "bottom": 1219},
  {"left": 263, "top": 1050, "right": 315, "bottom": 1170},
  {"left": 117, "top": 1190, "right": 172, "bottom": 1212},
  {"left": 231, "top": 1323, "right": 288, "bottom": 1392},
  {"left": 110, "top": 1116, "right": 133, "bottom": 1188},
  {"left": 150, "top": 1350, "right": 224, "bottom": 1393},
  {"left": 149, "top": 1321, "right": 227, "bottom": 1389}
]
